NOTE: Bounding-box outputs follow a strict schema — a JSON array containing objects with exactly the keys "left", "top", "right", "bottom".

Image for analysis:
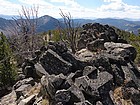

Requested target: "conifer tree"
[{"left": 0, "top": 32, "right": 17, "bottom": 88}]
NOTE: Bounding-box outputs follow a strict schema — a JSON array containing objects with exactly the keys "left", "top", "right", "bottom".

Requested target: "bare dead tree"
[
  {"left": 8, "top": 6, "right": 44, "bottom": 65},
  {"left": 59, "top": 10, "right": 81, "bottom": 53}
]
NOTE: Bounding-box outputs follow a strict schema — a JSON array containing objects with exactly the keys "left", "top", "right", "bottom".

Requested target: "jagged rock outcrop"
[
  {"left": 0, "top": 77, "right": 42, "bottom": 105},
  {"left": 0, "top": 23, "right": 140, "bottom": 105}
]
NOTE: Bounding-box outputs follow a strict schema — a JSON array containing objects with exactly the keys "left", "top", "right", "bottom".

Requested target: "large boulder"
[
  {"left": 104, "top": 42, "right": 137, "bottom": 61},
  {"left": 47, "top": 41, "right": 68, "bottom": 55},
  {"left": 87, "top": 39, "right": 105, "bottom": 52},
  {"left": 41, "top": 74, "right": 67, "bottom": 99},
  {"left": 40, "top": 49, "right": 72, "bottom": 75},
  {"left": 61, "top": 51, "right": 87, "bottom": 72}
]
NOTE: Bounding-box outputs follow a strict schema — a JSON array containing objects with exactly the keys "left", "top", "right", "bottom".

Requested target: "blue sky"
[{"left": 0, "top": 0, "right": 140, "bottom": 19}]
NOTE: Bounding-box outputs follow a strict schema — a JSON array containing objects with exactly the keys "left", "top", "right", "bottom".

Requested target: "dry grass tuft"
[{"left": 113, "top": 87, "right": 133, "bottom": 105}]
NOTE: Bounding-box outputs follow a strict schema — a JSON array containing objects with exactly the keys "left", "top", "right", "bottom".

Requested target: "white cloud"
[
  {"left": 98, "top": 0, "right": 140, "bottom": 12},
  {"left": 98, "top": 2, "right": 125, "bottom": 11},
  {"left": 95, "top": 0, "right": 140, "bottom": 19},
  {"left": 103, "top": 0, "right": 122, "bottom": 3},
  {"left": 0, "top": 0, "right": 21, "bottom": 15},
  {"left": 17, "top": 0, "right": 60, "bottom": 17},
  {"left": 17, "top": 0, "right": 85, "bottom": 18},
  {"left": 50, "top": 0, "right": 81, "bottom": 8},
  {"left": 0, "top": 0, "right": 140, "bottom": 19}
]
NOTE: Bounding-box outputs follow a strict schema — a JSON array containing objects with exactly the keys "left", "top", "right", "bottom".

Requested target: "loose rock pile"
[{"left": 0, "top": 23, "right": 140, "bottom": 105}]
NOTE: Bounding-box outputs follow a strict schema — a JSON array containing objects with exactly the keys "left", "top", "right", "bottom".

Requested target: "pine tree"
[{"left": 0, "top": 32, "right": 17, "bottom": 88}]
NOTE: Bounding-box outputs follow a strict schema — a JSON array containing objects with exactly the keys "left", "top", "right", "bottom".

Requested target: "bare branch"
[
  {"left": 59, "top": 10, "right": 81, "bottom": 53},
  {"left": 8, "top": 6, "right": 44, "bottom": 65}
]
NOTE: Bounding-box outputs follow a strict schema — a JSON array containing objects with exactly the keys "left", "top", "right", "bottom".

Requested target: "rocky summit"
[{"left": 0, "top": 23, "right": 140, "bottom": 105}]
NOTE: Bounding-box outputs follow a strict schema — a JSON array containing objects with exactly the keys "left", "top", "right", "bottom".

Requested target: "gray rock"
[
  {"left": 75, "top": 72, "right": 113, "bottom": 101},
  {"left": 96, "top": 72, "right": 114, "bottom": 105},
  {"left": 47, "top": 41, "right": 68, "bottom": 55},
  {"left": 22, "top": 59, "right": 36, "bottom": 78},
  {"left": 40, "top": 49, "right": 72, "bottom": 75},
  {"left": 13, "top": 77, "right": 35, "bottom": 90},
  {"left": 55, "top": 102, "right": 64, "bottom": 105},
  {"left": 66, "top": 70, "right": 83, "bottom": 84},
  {"left": 99, "top": 32, "right": 110, "bottom": 42},
  {"left": 61, "top": 51, "right": 86, "bottom": 72},
  {"left": 77, "top": 38, "right": 86, "bottom": 50},
  {"left": 117, "top": 38, "right": 128, "bottom": 43},
  {"left": 83, "top": 66, "right": 98, "bottom": 79},
  {"left": 105, "top": 53, "right": 125, "bottom": 65},
  {"left": 18, "top": 94, "right": 36, "bottom": 105},
  {"left": 68, "top": 84, "right": 85, "bottom": 102},
  {"left": 111, "top": 64, "right": 124, "bottom": 86},
  {"left": 93, "top": 72, "right": 113, "bottom": 88},
  {"left": 74, "top": 100, "right": 92, "bottom": 105},
  {"left": 96, "top": 101, "right": 103, "bottom": 105},
  {"left": 94, "top": 54, "right": 111, "bottom": 72},
  {"left": 98, "top": 83, "right": 114, "bottom": 105},
  {"left": 34, "top": 63, "right": 48, "bottom": 77},
  {"left": 33, "top": 97, "right": 43, "bottom": 105},
  {"left": 0, "top": 90, "right": 17, "bottom": 105},
  {"left": 15, "top": 84, "right": 32, "bottom": 99},
  {"left": 104, "top": 42, "right": 133, "bottom": 50},
  {"left": 129, "top": 88, "right": 140, "bottom": 105},
  {"left": 24, "top": 66, "right": 34, "bottom": 78},
  {"left": 87, "top": 39, "right": 105, "bottom": 52},
  {"left": 55, "top": 89, "right": 71, "bottom": 104},
  {"left": 17, "top": 74, "right": 26, "bottom": 80},
  {"left": 41, "top": 74, "right": 67, "bottom": 99},
  {"left": 41, "top": 75, "right": 55, "bottom": 99},
  {"left": 76, "top": 49, "right": 94, "bottom": 62},
  {"left": 104, "top": 42, "right": 137, "bottom": 61},
  {"left": 65, "top": 73, "right": 75, "bottom": 87},
  {"left": 121, "top": 62, "right": 140, "bottom": 88},
  {"left": 75, "top": 76, "right": 90, "bottom": 91},
  {"left": 81, "top": 23, "right": 118, "bottom": 43}
]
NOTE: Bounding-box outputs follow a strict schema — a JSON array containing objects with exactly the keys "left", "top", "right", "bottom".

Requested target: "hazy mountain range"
[{"left": 0, "top": 15, "right": 140, "bottom": 35}]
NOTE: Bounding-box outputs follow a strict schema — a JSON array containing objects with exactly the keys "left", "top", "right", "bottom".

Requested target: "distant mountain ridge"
[
  {"left": 73, "top": 18, "right": 140, "bottom": 34},
  {"left": 0, "top": 15, "right": 140, "bottom": 35},
  {"left": 0, "top": 15, "right": 61, "bottom": 35}
]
